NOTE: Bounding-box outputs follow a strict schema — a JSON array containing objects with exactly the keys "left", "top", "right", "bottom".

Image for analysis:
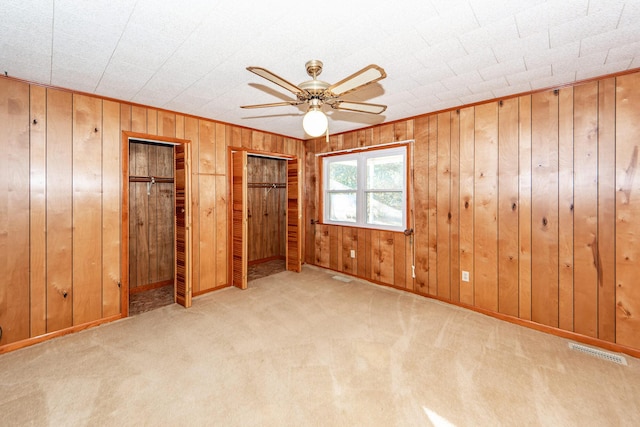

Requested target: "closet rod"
[
  {"left": 247, "top": 182, "right": 285, "bottom": 188},
  {"left": 129, "top": 175, "right": 174, "bottom": 184}
]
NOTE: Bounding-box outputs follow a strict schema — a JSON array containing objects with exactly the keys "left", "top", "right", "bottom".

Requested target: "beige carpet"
[{"left": 1, "top": 265, "right": 639, "bottom": 426}]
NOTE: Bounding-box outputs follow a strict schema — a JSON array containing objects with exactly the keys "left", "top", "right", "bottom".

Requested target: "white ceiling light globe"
[{"left": 303, "top": 109, "right": 328, "bottom": 137}]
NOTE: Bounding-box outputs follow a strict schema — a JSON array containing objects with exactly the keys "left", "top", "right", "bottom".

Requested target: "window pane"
[
  {"left": 367, "top": 155, "right": 403, "bottom": 189},
  {"left": 328, "top": 192, "right": 357, "bottom": 222},
  {"left": 329, "top": 160, "right": 357, "bottom": 190},
  {"left": 366, "top": 192, "right": 403, "bottom": 226}
]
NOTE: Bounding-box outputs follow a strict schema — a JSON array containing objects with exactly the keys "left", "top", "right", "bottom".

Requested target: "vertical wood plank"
[
  {"left": 156, "top": 145, "right": 174, "bottom": 283},
  {"left": 394, "top": 233, "right": 406, "bottom": 288},
  {"left": 216, "top": 175, "right": 228, "bottom": 286},
  {"left": 343, "top": 228, "right": 356, "bottom": 274},
  {"left": 518, "top": 95, "right": 533, "bottom": 320},
  {"left": 531, "top": 90, "right": 559, "bottom": 328},
  {"left": 147, "top": 144, "right": 160, "bottom": 284},
  {"left": 131, "top": 106, "right": 146, "bottom": 133},
  {"left": 450, "top": 112, "right": 461, "bottom": 302},
  {"left": 175, "top": 114, "right": 184, "bottom": 139},
  {"left": 304, "top": 144, "right": 317, "bottom": 264},
  {"left": 158, "top": 111, "right": 176, "bottom": 138},
  {"left": 437, "top": 112, "right": 451, "bottom": 299},
  {"left": 316, "top": 224, "right": 330, "bottom": 268},
  {"left": 336, "top": 226, "right": 344, "bottom": 272},
  {"left": 474, "top": 102, "right": 499, "bottom": 312},
  {"left": 146, "top": 109, "right": 158, "bottom": 136},
  {"left": 286, "top": 158, "right": 302, "bottom": 273},
  {"left": 120, "top": 104, "right": 131, "bottom": 132},
  {"left": 558, "top": 88, "right": 575, "bottom": 331},
  {"left": 241, "top": 128, "right": 252, "bottom": 149},
  {"left": 215, "top": 123, "right": 226, "bottom": 175},
  {"left": 369, "top": 229, "right": 380, "bottom": 281},
  {"left": 329, "top": 225, "right": 339, "bottom": 271},
  {"left": 427, "top": 116, "right": 438, "bottom": 295},
  {"left": 0, "top": 79, "right": 30, "bottom": 344},
  {"left": 46, "top": 89, "right": 73, "bottom": 332},
  {"left": 394, "top": 120, "right": 409, "bottom": 142},
  {"left": 379, "top": 231, "right": 394, "bottom": 285},
  {"left": 199, "top": 121, "right": 215, "bottom": 175},
  {"left": 573, "top": 81, "right": 599, "bottom": 337},
  {"left": 102, "top": 100, "right": 121, "bottom": 317},
  {"left": 185, "top": 117, "right": 200, "bottom": 292},
  {"left": 30, "top": 85, "right": 47, "bottom": 336},
  {"left": 615, "top": 73, "right": 640, "bottom": 348},
  {"left": 498, "top": 98, "right": 520, "bottom": 316},
  {"left": 130, "top": 143, "right": 149, "bottom": 290},
  {"left": 357, "top": 228, "right": 367, "bottom": 278},
  {"left": 459, "top": 107, "right": 475, "bottom": 305},
  {"left": 199, "top": 174, "right": 216, "bottom": 290},
  {"left": 72, "top": 94, "right": 103, "bottom": 325},
  {"left": 597, "top": 78, "right": 616, "bottom": 342},
  {"left": 413, "top": 117, "right": 430, "bottom": 294},
  {"left": 380, "top": 123, "right": 394, "bottom": 143}
]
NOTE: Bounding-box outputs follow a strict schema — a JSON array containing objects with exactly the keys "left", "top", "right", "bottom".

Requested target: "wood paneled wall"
[
  {"left": 0, "top": 78, "right": 304, "bottom": 348},
  {"left": 305, "top": 71, "right": 640, "bottom": 352},
  {"left": 247, "top": 156, "right": 286, "bottom": 262}
]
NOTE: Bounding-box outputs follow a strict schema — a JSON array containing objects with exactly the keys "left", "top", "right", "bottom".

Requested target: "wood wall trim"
[
  {"left": 128, "top": 279, "right": 173, "bottom": 295},
  {"left": 0, "top": 314, "right": 123, "bottom": 355},
  {"left": 192, "top": 284, "right": 231, "bottom": 297}
]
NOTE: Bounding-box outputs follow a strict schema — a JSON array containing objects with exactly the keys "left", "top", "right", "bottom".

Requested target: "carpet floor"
[{"left": 1, "top": 265, "right": 639, "bottom": 426}]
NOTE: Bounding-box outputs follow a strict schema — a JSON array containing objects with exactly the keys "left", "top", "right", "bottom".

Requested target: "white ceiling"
[{"left": 2, "top": 0, "right": 639, "bottom": 139}]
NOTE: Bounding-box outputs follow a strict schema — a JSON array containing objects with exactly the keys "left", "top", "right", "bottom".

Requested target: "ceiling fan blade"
[
  {"left": 246, "top": 66, "right": 305, "bottom": 97},
  {"left": 326, "top": 64, "right": 386, "bottom": 97},
  {"left": 330, "top": 101, "right": 387, "bottom": 114},
  {"left": 241, "top": 100, "right": 304, "bottom": 109}
]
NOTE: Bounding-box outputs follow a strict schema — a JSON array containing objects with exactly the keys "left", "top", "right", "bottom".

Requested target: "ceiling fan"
[{"left": 241, "top": 60, "right": 387, "bottom": 137}]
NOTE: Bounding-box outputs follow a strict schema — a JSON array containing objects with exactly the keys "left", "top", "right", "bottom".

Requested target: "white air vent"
[
  {"left": 331, "top": 275, "right": 352, "bottom": 283},
  {"left": 568, "top": 343, "right": 628, "bottom": 366}
]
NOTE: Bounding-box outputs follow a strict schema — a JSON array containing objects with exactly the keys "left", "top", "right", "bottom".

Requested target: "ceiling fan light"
[{"left": 303, "top": 109, "right": 328, "bottom": 137}]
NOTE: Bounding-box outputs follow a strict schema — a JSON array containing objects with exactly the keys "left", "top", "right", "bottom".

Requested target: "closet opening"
[
  {"left": 229, "top": 149, "right": 302, "bottom": 289},
  {"left": 247, "top": 155, "right": 288, "bottom": 281},
  {"left": 122, "top": 132, "right": 192, "bottom": 317},
  {"left": 128, "top": 140, "right": 175, "bottom": 315}
]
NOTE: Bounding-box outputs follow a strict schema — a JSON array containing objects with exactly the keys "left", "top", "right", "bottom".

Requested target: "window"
[{"left": 323, "top": 146, "right": 407, "bottom": 231}]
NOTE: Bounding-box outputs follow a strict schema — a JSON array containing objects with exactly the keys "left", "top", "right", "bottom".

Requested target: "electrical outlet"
[
  {"left": 350, "top": 249, "right": 356, "bottom": 258},
  {"left": 462, "top": 271, "right": 470, "bottom": 282}
]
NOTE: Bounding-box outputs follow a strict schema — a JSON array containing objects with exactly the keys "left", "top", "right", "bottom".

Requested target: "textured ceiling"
[{"left": 2, "top": 0, "right": 639, "bottom": 139}]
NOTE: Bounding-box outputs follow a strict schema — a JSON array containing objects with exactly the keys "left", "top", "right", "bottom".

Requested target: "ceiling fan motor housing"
[{"left": 305, "top": 60, "right": 323, "bottom": 77}]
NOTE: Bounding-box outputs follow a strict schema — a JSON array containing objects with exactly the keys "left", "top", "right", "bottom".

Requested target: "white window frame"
[{"left": 323, "top": 146, "right": 407, "bottom": 232}]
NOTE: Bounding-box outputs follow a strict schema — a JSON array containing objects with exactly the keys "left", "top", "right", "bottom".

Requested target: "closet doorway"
[
  {"left": 230, "top": 149, "right": 302, "bottom": 289},
  {"left": 247, "top": 155, "right": 287, "bottom": 280},
  {"left": 122, "top": 133, "right": 192, "bottom": 316},
  {"left": 128, "top": 140, "right": 175, "bottom": 315}
]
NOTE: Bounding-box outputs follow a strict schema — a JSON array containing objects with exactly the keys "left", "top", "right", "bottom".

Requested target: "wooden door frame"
[
  {"left": 227, "top": 147, "right": 298, "bottom": 288},
  {"left": 121, "top": 131, "right": 192, "bottom": 316}
]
